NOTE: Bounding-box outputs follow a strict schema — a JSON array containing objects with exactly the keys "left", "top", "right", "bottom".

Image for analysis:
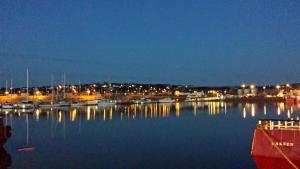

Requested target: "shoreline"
[{"left": 0, "top": 94, "right": 287, "bottom": 104}]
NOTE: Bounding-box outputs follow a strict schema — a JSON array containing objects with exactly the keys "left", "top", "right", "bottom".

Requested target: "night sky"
[{"left": 1, "top": 0, "right": 300, "bottom": 87}]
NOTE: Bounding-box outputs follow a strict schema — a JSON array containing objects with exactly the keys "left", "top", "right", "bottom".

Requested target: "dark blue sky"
[{"left": 1, "top": 0, "right": 300, "bottom": 87}]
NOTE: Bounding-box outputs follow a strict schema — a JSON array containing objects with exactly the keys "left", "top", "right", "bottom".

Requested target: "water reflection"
[
  {"left": 1, "top": 102, "right": 300, "bottom": 122},
  {"left": 13, "top": 102, "right": 231, "bottom": 121},
  {"left": 240, "top": 102, "right": 300, "bottom": 120}
]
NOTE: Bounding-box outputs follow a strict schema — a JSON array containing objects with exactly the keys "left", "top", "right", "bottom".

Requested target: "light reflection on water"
[
  {"left": 1, "top": 101, "right": 300, "bottom": 169},
  {"left": 3, "top": 102, "right": 298, "bottom": 122}
]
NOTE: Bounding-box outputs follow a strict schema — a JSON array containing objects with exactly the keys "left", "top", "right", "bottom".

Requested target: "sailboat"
[
  {"left": 39, "top": 75, "right": 60, "bottom": 108},
  {"left": 39, "top": 73, "right": 70, "bottom": 108},
  {"left": 1, "top": 81, "right": 14, "bottom": 110},
  {"left": 14, "top": 69, "right": 34, "bottom": 109},
  {"left": 58, "top": 73, "right": 71, "bottom": 107}
]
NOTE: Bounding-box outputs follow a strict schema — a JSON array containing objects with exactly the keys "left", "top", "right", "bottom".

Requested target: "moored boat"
[
  {"left": 119, "top": 100, "right": 132, "bottom": 105},
  {"left": 86, "top": 100, "right": 100, "bottom": 105},
  {"left": 39, "top": 102, "right": 61, "bottom": 108},
  {"left": 98, "top": 100, "right": 116, "bottom": 107},
  {"left": 1, "top": 103, "right": 14, "bottom": 110},
  {"left": 13, "top": 101, "right": 34, "bottom": 109},
  {"left": 251, "top": 119, "right": 300, "bottom": 169},
  {"left": 158, "top": 98, "right": 175, "bottom": 103},
  {"left": 144, "top": 99, "right": 156, "bottom": 104},
  {"left": 58, "top": 100, "right": 71, "bottom": 107},
  {"left": 71, "top": 101, "right": 86, "bottom": 107}
]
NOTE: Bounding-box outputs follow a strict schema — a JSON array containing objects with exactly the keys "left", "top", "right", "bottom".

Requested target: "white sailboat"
[
  {"left": 39, "top": 75, "right": 62, "bottom": 108},
  {"left": 40, "top": 73, "right": 71, "bottom": 108},
  {"left": 15, "top": 69, "right": 34, "bottom": 109},
  {"left": 1, "top": 80, "right": 14, "bottom": 110},
  {"left": 58, "top": 73, "right": 71, "bottom": 107}
]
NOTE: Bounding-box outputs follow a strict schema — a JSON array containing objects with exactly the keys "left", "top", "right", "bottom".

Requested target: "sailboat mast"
[
  {"left": 10, "top": 79, "right": 13, "bottom": 101},
  {"left": 63, "top": 72, "right": 66, "bottom": 99},
  {"left": 79, "top": 80, "right": 81, "bottom": 93},
  {"left": 26, "top": 68, "right": 29, "bottom": 102},
  {"left": 5, "top": 80, "right": 8, "bottom": 94},
  {"left": 51, "top": 75, "right": 54, "bottom": 103}
]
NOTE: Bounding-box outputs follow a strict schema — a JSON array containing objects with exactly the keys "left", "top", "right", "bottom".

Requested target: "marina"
[{"left": 1, "top": 0, "right": 299, "bottom": 168}]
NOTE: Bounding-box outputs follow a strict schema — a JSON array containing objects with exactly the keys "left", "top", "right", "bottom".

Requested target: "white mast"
[
  {"left": 79, "top": 80, "right": 81, "bottom": 93},
  {"left": 10, "top": 79, "right": 13, "bottom": 100},
  {"left": 51, "top": 74, "right": 54, "bottom": 103},
  {"left": 26, "top": 68, "right": 29, "bottom": 102},
  {"left": 5, "top": 80, "right": 8, "bottom": 94},
  {"left": 63, "top": 72, "right": 66, "bottom": 99}
]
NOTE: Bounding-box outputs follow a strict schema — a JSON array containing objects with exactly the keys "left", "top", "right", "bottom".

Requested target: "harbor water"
[{"left": 1, "top": 102, "right": 298, "bottom": 169}]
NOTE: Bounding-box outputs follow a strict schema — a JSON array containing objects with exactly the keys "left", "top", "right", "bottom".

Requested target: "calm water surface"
[{"left": 1, "top": 102, "right": 298, "bottom": 169}]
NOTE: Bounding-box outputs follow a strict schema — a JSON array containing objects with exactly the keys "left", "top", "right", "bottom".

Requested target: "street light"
[
  {"left": 276, "top": 85, "right": 281, "bottom": 90},
  {"left": 86, "top": 89, "right": 91, "bottom": 95}
]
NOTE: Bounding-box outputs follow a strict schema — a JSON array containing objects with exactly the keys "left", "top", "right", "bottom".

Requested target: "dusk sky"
[{"left": 0, "top": 0, "right": 300, "bottom": 87}]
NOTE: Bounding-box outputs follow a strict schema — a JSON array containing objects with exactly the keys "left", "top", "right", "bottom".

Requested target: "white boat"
[
  {"left": 86, "top": 100, "right": 100, "bottom": 105},
  {"left": 1, "top": 103, "right": 14, "bottom": 109},
  {"left": 158, "top": 98, "right": 175, "bottom": 103},
  {"left": 198, "top": 96, "right": 224, "bottom": 102},
  {"left": 14, "top": 101, "right": 34, "bottom": 109},
  {"left": 144, "top": 99, "right": 156, "bottom": 104},
  {"left": 39, "top": 75, "right": 59, "bottom": 109},
  {"left": 58, "top": 101, "right": 71, "bottom": 107},
  {"left": 39, "top": 102, "right": 58, "bottom": 108},
  {"left": 132, "top": 99, "right": 146, "bottom": 104},
  {"left": 71, "top": 101, "right": 86, "bottom": 107},
  {"left": 39, "top": 100, "right": 71, "bottom": 108},
  {"left": 185, "top": 98, "right": 196, "bottom": 102},
  {"left": 98, "top": 100, "right": 116, "bottom": 107},
  {"left": 14, "top": 69, "right": 34, "bottom": 109}
]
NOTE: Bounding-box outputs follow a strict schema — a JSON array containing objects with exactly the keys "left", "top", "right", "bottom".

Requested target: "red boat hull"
[
  {"left": 252, "top": 128, "right": 300, "bottom": 159},
  {"left": 252, "top": 125, "right": 300, "bottom": 169},
  {"left": 252, "top": 156, "right": 300, "bottom": 169}
]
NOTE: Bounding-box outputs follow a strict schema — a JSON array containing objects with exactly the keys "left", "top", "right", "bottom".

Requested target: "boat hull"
[
  {"left": 252, "top": 128, "right": 300, "bottom": 160},
  {"left": 251, "top": 120, "right": 300, "bottom": 169}
]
